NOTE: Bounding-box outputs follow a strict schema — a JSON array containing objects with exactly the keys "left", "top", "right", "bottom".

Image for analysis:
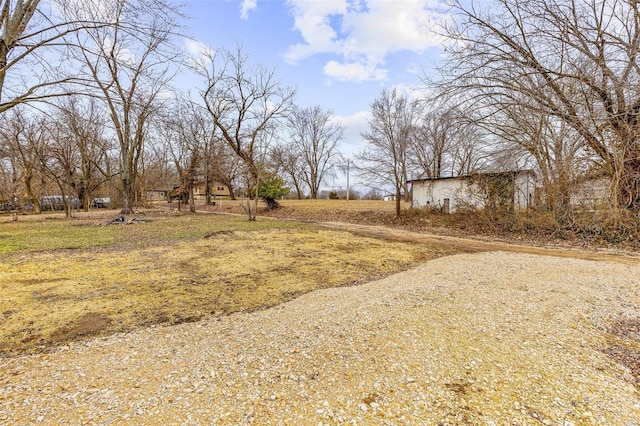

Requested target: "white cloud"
[
  {"left": 240, "top": 0, "right": 258, "bottom": 20},
  {"left": 389, "top": 82, "right": 431, "bottom": 100},
  {"left": 324, "top": 60, "right": 388, "bottom": 82},
  {"left": 102, "top": 37, "right": 136, "bottom": 66},
  {"left": 285, "top": 0, "right": 348, "bottom": 56},
  {"left": 331, "top": 110, "right": 372, "bottom": 155},
  {"left": 184, "top": 39, "right": 213, "bottom": 62},
  {"left": 283, "top": 0, "right": 449, "bottom": 82}
]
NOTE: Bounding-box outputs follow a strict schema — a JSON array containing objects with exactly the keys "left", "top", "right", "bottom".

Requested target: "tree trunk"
[
  {"left": 264, "top": 197, "right": 280, "bottom": 210},
  {"left": 617, "top": 157, "right": 640, "bottom": 210},
  {"left": 228, "top": 182, "right": 236, "bottom": 200},
  {"left": 205, "top": 179, "right": 212, "bottom": 205},
  {"left": 0, "top": 40, "right": 8, "bottom": 106},
  {"left": 121, "top": 176, "right": 134, "bottom": 214},
  {"left": 24, "top": 172, "right": 41, "bottom": 214},
  {"left": 189, "top": 185, "right": 196, "bottom": 213}
]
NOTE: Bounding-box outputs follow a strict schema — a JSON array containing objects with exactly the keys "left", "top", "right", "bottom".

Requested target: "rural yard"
[
  {"left": 3, "top": 0, "right": 640, "bottom": 424},
  {"left": 1, "top": 202, "right": 640, "bottom": 425}
]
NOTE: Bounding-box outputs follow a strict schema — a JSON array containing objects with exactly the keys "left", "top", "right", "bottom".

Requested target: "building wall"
[
  {"left": 146, "top": 190, "right": 167, "bottom": 202},
  {"left": 193, "top": 183, "right": 231, "bottom": 199},
  {"left": 514, "top": 173, "right": 536, "bottom": 210},
  {"left": 411, "top": 172, "right": 535, "bottom": 213},
  {"left": 412, "top": 178, "right": 478, "bottom": 212},
  {"left": 571, "top": 177, "right": 610, "bottom": 209}
]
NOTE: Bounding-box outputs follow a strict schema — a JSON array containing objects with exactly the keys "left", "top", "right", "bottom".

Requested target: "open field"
[
  {"left": 203, "top": 198, "right": 640, "bottom": 251},
  {"left": 0, "top": 210, "right": 452, "bottom": 356},
  {"left": 203, "top": 198, "right": 411, "bottom": 220},
  {"left": 1, "top": 204, "right": 640, "bottom": 424}
]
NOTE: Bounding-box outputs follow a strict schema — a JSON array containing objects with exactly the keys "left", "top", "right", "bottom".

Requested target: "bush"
[{"left": 570, "top": 208, "right": 640, "bottom": 244}]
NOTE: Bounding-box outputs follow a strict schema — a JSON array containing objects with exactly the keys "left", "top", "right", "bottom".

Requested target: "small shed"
[{"left": 409, "top": 170, "right": 536, "bottom": 213}]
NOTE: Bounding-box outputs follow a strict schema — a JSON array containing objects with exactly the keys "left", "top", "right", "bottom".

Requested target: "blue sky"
[{"left": 182, "top": 0, "right": 450, "bottom": 189}]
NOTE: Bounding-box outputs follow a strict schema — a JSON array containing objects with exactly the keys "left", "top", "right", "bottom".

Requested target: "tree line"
[{"left": 1, "top": 0, "right": 639, "bottom": 226}]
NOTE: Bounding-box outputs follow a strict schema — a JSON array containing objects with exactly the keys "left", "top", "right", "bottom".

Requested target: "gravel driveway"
[{"left": 1, "top": 250, "right": 640, "bottom": 425}]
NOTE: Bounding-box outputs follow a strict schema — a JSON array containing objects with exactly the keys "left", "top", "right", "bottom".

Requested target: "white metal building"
[{"left": 409, "top": 170, "right": 536, "bottom": 213}]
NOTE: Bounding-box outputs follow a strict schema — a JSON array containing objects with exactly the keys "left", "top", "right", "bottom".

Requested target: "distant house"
[
  {"left": 382, "top": 194, "right": 396, "bottom": 202},
  {"left": 409, "top": 170, "right": 536, "bottom": 213},
  {"left": 193, "top": 182, "right": 231, "bottom": 199}
]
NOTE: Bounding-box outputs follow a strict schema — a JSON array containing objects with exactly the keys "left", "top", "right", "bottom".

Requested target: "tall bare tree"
[
  {"left": 0, "top": 108, "right": 34, "bottom": 208},
  {"left": 438, "top": 0, "right": 640, "bottom": 210},
  {"left": 198, "top": 46, "right": 295, "bottom": 220},
  {"left": 486, "top": 102, "right": 587, "bottom": 213},
  {"left": 159, "top": 99, "right": 209, "bottom": 213},
  {"left": 357, "top": 88, "right": 421, "bottom": 217},
  {"left": 35, "top": 115, "right": 79, "bottom": 217},
  {"left": 64, "top": 0, "right": 182, "bottom": 214},
  {"left": 55, "top": 97, "right": 111, "bottom": 211},
  {"left": 287, "top": 105, "right": 343, "bottom": 199}
]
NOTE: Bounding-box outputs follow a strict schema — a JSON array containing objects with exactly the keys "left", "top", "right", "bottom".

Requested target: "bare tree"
[
  {"left": 438, "top": 0, "right": 640, "bottom": 210},
  {"left": 63, "top": 0, "right": 182, "bottom": 214},
  {"left": 34, "top": 115, "right": 79, "bottom": 217},
  {"left": 0, "top": 0, "right": 117, "bottom": 113},
  {"left": 159, "top": 99, "right": 209, "bottom": 213},
  {"left": 412, "top": 108, "right": 453, "bottom": 179},
  {"left": 357, "top": 88, "right": 421, "bottom": 217},
  {"left": 55, "top": 96, "right": 111, "bottom": 211},
  {"left": 198, "top": 46, "right": 296, "bottom": 220},
  {"left": 287, "top": 105, "right": 343, "bottom": 199},
  {"left": 270, "top": 142, "right": 305, "bottom": 199},
  {"left": 0, "top": 108, "right": 37, "bottom": 209},
  {"left": 486, "top": 102, "right": 587, "bottom": 214}
]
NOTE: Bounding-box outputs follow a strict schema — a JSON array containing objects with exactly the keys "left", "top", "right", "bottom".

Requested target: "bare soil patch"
[{"left": 50, "top": 313, "right": 112, "bottom": 343}]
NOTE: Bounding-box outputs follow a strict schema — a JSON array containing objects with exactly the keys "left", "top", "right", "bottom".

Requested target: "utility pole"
[{"left": 346, "top": 158, "right": 350, "bottom": 201}]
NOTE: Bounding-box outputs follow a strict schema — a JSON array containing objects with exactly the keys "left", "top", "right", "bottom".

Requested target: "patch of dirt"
[
  {"left": 603, "top": 345, "right": 640, "bottom": 385},
  {"left": 49, "top": 313, "right": 112, "bottom": 344},
  {"left": 317, "top": 221, "right": 640, "bottom": 265},
  {"left": 608, "top": 318, "right": 640, "bottom": 341},
  {"left": 603, "top": 317, "right": 640, "bottom": 386},
  {"left": 203, "top": 230, "right": 235, "bottom": 238}
]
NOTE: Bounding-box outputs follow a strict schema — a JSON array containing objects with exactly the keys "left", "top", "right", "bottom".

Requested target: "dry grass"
[
  {"left": 203, "top": 199, "right": 414, "bottom": 227},
  {"left": 203, "top": 198, "right": 640, "bottom": 251},
  {"left": 0, "top": 210, "right": 450, "bottom": 356},
  {"left": 275, "top": 199, "right": 409, "bottom": 212}
]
